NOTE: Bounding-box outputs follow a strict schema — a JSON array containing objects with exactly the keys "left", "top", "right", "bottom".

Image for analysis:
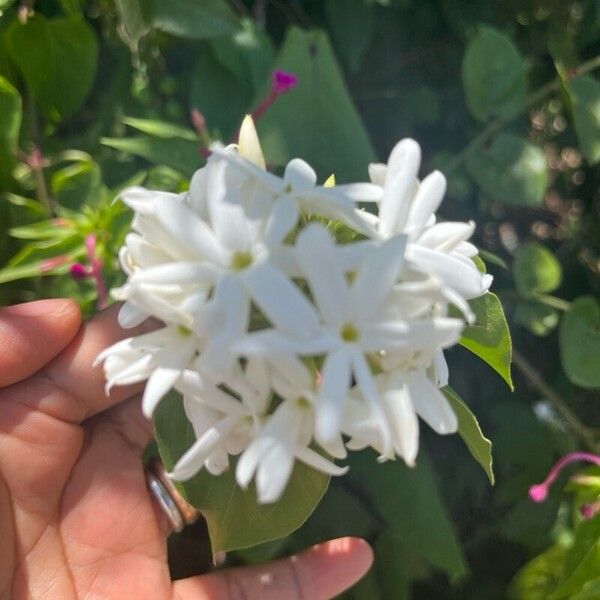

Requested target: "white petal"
[
  {"left": 404, "top": 171, "right": 446, "bottom": 237},
  {"left": 118, "top": 186, "right": 178, "bottom": 214},
  {"left": 142, "top": 367, "right": 182, "bottom": 417},
  {"left": 295, "top": 446, "right": 349, "bottom": 476},
  {"left": 418, "top": 221, "right": 475, "bottom": 252},
  {"left": 379, "top": 139, "right": 421, "bottom": 236},
  {"left": 381, "top": 373, "right": 419, "bottom": 465},
  {"left": 406, "top": 371, "right": 457, "bottom": 434},
  {"left": 131, "top": 262, "right": 218, "bottom": 285},
  {"left": 170, "top": 415, "right": 240, "bottom": 480},
  {"left": 334, "top": 182, "right": 384, "bottom": 202},
  {"left": 265, "top": 196, "right": 299, "bottom": 246},
  {"left": 316, "top": 349, "right": 351, "bottom": 446},
  {"left": 284, "top": 158, "right": 317, "bottom": 191},
  {"left": 368, "top": 163, "right": 387, "bottom": 187},
  {"left": 118, "top": 301, "right": 150, "bottom": 329},
  {"left": 350, "top": 235, "right": 407, "bottom": 319},
  {"left": 243, "top": 263, "right": 319, "bottom": 337},
  {"left": 295, "top": 224, "right": 349, "bottom": 327},
  {"left": 188, "top": 166, "right": 209, "bottom": 219}
]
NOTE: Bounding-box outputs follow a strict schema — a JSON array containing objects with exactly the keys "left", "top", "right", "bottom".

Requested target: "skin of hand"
[{"left": 0, "top": 299, "right": 373, "bottom": 600}]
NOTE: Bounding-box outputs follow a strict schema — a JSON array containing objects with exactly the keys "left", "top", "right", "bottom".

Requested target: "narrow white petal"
[
  {"left": 350, "top": 235, "right": 407, "bottom": 319},
  {"left": 131, "top": 262, "right": 218, "bottom": 285},
  {"left": 142, "top": 367, "right": 181, "bottom": 417},
  {"left": 406, "top": 371, "right": 458, "bottom": 434},
  {"left": 368, "top": 163, "right": 387, "bottom": 187},
  {"left": 295, "top": 224, "right": 349, "bottom": 327},
  {"left": 316, "top": 349, "right": 351, "bottom": 446},
  {"left": 238, "top": 115, "right": 266, "bottom": 169},
  {"left": 418, "top": 221, "right": 475, "bottom": 252},
  {"left": 265, "top": 196, "right": 299, "bottom": 246},
  {"left": 404, "top": 171, "right": 446, "bottom": 237},
  {"left": 334, "top": 182, "right": 384, "bottom": 202},
  {"left": 295, "top": 446, "right": 349, "bottom": 476},
  {"left": 118, "top": 301, "right": 150, "bottom": 329},
  {"left": 380, "top": 139, "right": 421, "bottom": 236},
  {"left": 284, "top": 158, "right": 317, "bottom": 190},
  {"left": 243, "top": 263, "right": 319, "bottom": 337}
]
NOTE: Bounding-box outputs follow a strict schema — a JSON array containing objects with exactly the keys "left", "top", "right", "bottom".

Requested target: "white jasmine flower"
[{"left": 367, "top": 138, "right": 492, "bottom": 319}]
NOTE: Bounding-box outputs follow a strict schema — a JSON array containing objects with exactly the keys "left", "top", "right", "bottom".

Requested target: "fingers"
[
  {"left": 172, "top": 537, "right": 374, "bottom": 600},
  {"left": 0, "top": 299, "right": 81, "bottom": 387},
  {"left": 42, "top": 303, "right": 159, "bottom": 423}
]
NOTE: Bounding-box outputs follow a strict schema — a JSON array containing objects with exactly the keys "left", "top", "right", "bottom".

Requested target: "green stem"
[
  {"left": 445, "top": 53, "right": 600, "bottom": 174},
  {"left": 512, "top": 348, "right": 597, "bottom": 452}
]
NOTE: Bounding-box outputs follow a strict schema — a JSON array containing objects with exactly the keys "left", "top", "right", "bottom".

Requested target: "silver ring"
[{"left": 146, "top": 471, "right": 185, "bottom": 533}]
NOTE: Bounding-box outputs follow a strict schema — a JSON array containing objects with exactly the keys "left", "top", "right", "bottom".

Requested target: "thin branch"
[
  {"left": 444, "top": 54, "right": 600, "bottom": 174},
  {"left": 512, "top": 348, "right": 598, "bottom": 452}
]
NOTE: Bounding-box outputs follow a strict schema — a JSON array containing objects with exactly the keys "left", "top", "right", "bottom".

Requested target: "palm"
[{"left": 0, "top": 300, "right": 371, "bottom": 600}]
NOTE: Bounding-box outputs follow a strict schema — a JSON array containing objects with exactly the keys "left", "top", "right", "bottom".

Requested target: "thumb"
[{"left": 0, "top": 299, "right": 81, "bottom": 387}]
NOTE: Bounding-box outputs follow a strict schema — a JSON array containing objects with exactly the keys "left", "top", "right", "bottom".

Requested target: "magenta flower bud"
[
  {"left": 70, "top": 263, "right": 89, "bottom": 280},
  {"left": 529, "top": 452, "right": 600, "bottom": 504},
  {"left": 272, "top": 70, "right": 298, "bottom": 95}
]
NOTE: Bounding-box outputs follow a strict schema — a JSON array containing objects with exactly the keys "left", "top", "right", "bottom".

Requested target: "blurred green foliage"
[{"left": 0, "top": 0, "right": 599, "bottom": 598}]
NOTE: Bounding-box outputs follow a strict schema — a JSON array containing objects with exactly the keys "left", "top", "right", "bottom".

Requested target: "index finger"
[{"left": 42, "top": 303, "right": 158, "bottom": 423}]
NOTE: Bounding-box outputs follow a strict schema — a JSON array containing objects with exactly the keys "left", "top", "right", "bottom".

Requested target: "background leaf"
[
  {"left": 462, "top": 26, "right": 526, "bottom": 122},
  {"left": 513, "top": 242, "right": 562, "bottom": 298},
  {"left": 7, "top": 15, "right": 98, "bottom": 121},
  {"left": 466, "top": 133, "right": 548, "bottom": 206},
  {"left": 559, "top": 296, "right": 600, "bottom": 389},
  {"left": 0, "top": 75, "right": 21, "bottom": 182},
  {"left": 566, "top": 75, "right": 600, "bottom": 165}
]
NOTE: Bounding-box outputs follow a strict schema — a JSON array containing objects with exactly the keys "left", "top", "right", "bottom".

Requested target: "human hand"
[{"left": 0, "top": 299, "right": 373, "bottom": 599}]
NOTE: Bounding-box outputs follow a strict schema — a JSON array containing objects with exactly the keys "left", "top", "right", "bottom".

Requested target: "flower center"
[
  {"left": 230, "top": 251, "right": 254, "bottom": 272},
  {"left": 296, "top": 396, "right": 311, "bottom": 410},
  {"left": 340, "top": 323, "right": 360, "bottom": 343},
  {"left": 177, "top": 325, "right": 192, "bottom": 337}
]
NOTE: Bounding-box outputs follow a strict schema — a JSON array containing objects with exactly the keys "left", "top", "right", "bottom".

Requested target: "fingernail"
[{"left": 4, "top": 299, "right": 75, "bottom": 317}]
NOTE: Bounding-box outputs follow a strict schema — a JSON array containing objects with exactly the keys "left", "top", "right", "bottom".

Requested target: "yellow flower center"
[
  {"left": 340, "top": 323, "right": 360, "bottom": 343},
  {"left": 230, "top": 251, "right": 253, "bottom": 272}
]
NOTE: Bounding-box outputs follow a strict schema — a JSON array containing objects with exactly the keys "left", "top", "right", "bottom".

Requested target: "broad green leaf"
[
  {"left": 551, "top": 516, "right": 600, "bottom": 598},
  {"left": 460, "top": 292, "right": 513, "bottom": 390},
  {"left": 211, "top": 19, "right": 275, "bottom": 91},
  {"left": 566, "top": 75, "right": 600, "bottom": 165},
  {"left": 154, "top": 393, "right": 329, "bottom": 553},
  {"left": 256, "top": 28, "right": 376, "bottom": 181},
  {"left": 513, "top": 242, "right": 562, "bottom": 298},
  {"left": 478, "top": 249, "right": 508, "bottom": 270},
  {"left": 443, "top": 386, "right": 494, "bottom": 484},
  {"left": 509, "top": 545, "right": 565, "bottom": 600},
  {"left": 7, "top": 16, "right": 98, "bottom": 121},
  {"left": 148, "top": 0, "right": 239, "bottom": 40},
  {"left": 347, "top": 449, "right": 468, "bottom": 582},
  {"left": 462, "top": 26, "right": 526, "bottom": 122},
  {"left": 559, "top": 296, "right": 600, "bottom": 389},
  {"left": 373, "top": 532, "right": 412, "bottom": 600},
  {"left": 101, "top": 136, "right": 200, "bottom": 176},
  {"left": 114, "top": 0, "right": 149, "bottom": 49},
  {"left": 123, "top": 117, "right": 198, "bottom": 141},
  {"left": 466, "top": 133, "right": 548, "bottom": 206},
  {"left": 515, "top": 300, "right": 559, "bottom": 336},
  {"left": 0, "top": 75, "right": 21, "bottom": 182},
  {"left": 325, "top": 0, "right": 374, "bottom": 72}
]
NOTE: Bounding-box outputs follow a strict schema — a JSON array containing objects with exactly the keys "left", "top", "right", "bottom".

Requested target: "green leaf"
[
  {"left": 509, "top": 545, "right": 565, "bottom": 600},
  {"left": 460, "top": 292, "right": 513, "bottom": 390},
  {"left": 101, "top": 136, "right": 200, "bottom": 176},
  {"left": 148, "top": 0, "right": 239, "bottom": 40},
  {"left": 566, "top": 75, "right": 600, "bottom": 165},
  {"left": 189, "top": 20, "right": 274, "bottom": 138},
  {"left": 347, "top": 449, "right": 468, "bottom": 582},
  {"left": 443, "top": 386, "right": 494, "bottom": 484},
  {"left": 153, "top": 393, "right": 329, "bottom": 553},
  {"left": 123, "top": 116, "right": 198, "bottom": 141},
  {"left": 571, "top": 579, "right": 600, "bottom": 600},
  {"left": 559, "top": 296, "right": 600, "bottom": 389},
  {"left": 51, "top": 160, "right": 103, "bottom": 210},
  {"left": 0, "top": 75, "right": 21, "bottom": 182},
  {"left": 462, "top": 26, "right": 526, "bottom": 122},
  {"left": 466, "top": 133, "right": 548, "bottom": 206},
  {"left": 325, "top": 0, "right": 374, "bottom": 72},
  {"left": 513, "top": 242, "right": 562, "bottom": 298},
  {"left": 256, "top": 28, "right": 376, "bottom": 181},
  {"left": 515, "top": 300, "right": 559, "bottom": 336},
  {"left": 7, "top": 16, "right": 98, "bottom": 121},
  {"left": 551, "top": 516, "right": 600, "bottom": 598},
  {"left": 478, "top": 249, "right": 508, "bottom": 270}
]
